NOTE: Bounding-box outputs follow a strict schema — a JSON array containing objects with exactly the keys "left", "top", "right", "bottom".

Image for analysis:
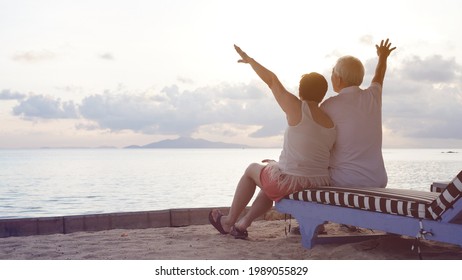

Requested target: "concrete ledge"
[
  {"left": 63, "top": 214, "right": 112, "bottom": 234},
  {"left": 0, "top": 207, "right": 284, "bottom": 238},
  {"left": 170, "top": 207, "right": 228, "bottom": 227},
  {"left": 38, "top": 217, "right": 64, "bottom": 235},
  {"left": 1, "top": 218, "right": 40, "bottom": 237}
]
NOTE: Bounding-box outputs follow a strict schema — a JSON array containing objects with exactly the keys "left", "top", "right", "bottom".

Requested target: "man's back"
[{"left": 321, "top": 83, "right": 387, "bottom": 188}]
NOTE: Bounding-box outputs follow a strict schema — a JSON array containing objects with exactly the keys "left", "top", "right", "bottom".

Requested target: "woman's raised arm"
[{"left": 234, "top": 45, "right": 301, "bottom": 125}]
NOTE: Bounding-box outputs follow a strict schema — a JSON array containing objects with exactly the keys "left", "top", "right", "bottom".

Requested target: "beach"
[
  {"left": 2, "top": 214, "right": 462, "bottom": 280},
  {"left": 2, "top": 215, "right": 462, "bottom": 260}
]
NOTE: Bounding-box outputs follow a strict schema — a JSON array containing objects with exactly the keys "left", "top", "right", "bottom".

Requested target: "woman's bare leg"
[
  {"left": 235, "top": 190, "right": 273, "bottom": 231},
  {"left": 217, "top": 163, "right": 264, "bottom": 233}
]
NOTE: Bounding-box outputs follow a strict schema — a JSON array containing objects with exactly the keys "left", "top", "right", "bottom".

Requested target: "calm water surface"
[{"left": 0, "top": 148, "right": 461, "bottom": 218}]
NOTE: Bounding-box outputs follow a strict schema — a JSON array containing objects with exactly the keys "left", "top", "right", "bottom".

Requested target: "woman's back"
[
  {"left": 308, "top": 101, "right": 334, "bottom": 129},
  {"left": 278, "top": 101, "right": 336, "bottom": 179}
]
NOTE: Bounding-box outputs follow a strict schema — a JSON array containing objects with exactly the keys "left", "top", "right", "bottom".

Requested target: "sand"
[{"left": 1, "top": 219, "right": 462, "bottom": 260}]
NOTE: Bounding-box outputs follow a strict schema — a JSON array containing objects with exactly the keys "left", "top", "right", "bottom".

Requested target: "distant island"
[
  {"left": 442, "top": 151, "right": 459, "bottom": 154},
  {"left": 124, "top": 137, "right": 251, "bottom": 149}
]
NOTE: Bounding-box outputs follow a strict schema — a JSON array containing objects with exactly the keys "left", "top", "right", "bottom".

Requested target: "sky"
[{"left": 1, "top": 0, "right": 462, "bottom": 148}]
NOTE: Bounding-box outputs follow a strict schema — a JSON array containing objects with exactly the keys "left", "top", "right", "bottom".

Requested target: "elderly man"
[{"left": 321, "top": 39, "right": 396, "bottom": 188}]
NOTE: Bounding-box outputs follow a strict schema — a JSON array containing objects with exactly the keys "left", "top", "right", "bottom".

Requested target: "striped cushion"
[
  {"left": 287, "top": 186, "right": 439, "bottom": 219},
  {"left": 428, "top": 171, "right": 462, "bottom": 220}
]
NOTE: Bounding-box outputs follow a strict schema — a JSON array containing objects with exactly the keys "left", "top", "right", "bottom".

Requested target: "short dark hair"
[{"left": 299, "top": 72, "right": 328, "bottom": 103}]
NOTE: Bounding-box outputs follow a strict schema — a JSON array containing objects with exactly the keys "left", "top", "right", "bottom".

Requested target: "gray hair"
[{"left": 333, "top": 55, "right": 365, "bottom": 86}]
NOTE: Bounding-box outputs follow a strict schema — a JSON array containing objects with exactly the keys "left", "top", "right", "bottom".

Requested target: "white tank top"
[{"left": 278, "top": 101, "right": 336, "bottom": 180}]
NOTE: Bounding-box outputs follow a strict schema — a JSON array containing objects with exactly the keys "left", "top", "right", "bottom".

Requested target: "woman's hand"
[
  {"left": 234, "top": 44, "right": 252, "bottom": 63},
  {"left": 233, "top": 44, "right": 300, "bottom": 124}
]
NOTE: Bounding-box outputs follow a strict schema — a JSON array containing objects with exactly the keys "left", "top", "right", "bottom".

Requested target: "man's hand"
[
  {"left": 376, "top": 38, "right": 396, "bottom": 58},
  {"left": 372, "top": 38, "right": 396, "bottom": 86},
  {"left": 234, "top": 44, "right": 252, "bottom": 63}
]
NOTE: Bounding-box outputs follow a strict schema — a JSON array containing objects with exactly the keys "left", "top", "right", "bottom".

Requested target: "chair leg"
[{"left": 297, "top": 217, "right": 326, "bottom": 249}]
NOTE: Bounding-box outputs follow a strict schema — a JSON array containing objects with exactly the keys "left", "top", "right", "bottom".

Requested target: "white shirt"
[
  {"left": 278, "top": 101, "right": 336, "bottom": 179},
  {"left": 321, "top": 83, "right": 387, "bottom": 188}
]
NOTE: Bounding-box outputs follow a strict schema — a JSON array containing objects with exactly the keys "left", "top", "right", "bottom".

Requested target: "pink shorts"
[{"left": 259, "top": 165, "right": 294, "bottom": 202}]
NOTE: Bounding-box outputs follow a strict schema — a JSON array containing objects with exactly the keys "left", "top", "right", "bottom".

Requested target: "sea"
[{"left": 0, "top": 148, "right": 461, "bottom": 219}]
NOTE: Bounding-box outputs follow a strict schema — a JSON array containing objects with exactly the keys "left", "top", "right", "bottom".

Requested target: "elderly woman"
[{"left": 209, "top": 45, "right": 336, "bottom": 239}]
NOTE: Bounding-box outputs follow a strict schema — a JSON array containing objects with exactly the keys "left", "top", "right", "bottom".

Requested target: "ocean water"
[{"left": 0, "top": 148, "right": 461, "bottom": 219}]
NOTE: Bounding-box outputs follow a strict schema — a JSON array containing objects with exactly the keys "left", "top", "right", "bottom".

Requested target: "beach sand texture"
[{"left": 1, "top": 209, "right": 462, "bottom": 260}]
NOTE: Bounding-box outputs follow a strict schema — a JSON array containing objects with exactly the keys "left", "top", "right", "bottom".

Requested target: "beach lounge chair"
[{"left": 275, "top": 170, "right": 462, "bottom": 249}]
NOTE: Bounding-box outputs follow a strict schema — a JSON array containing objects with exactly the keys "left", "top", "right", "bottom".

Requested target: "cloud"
[
  {"left": 98, "top": 52, "right": 115, "bottom": 60},
  {"left": 359, "top": 34, "right": 374, "bottom": 45},
  {"left": 7, "top": 82, "right": 284, "bottom": 139},
  {"left": 12, "top": 50, "right": 56, "bottom": 62},
  {"left": 401, "top": 55, "right": 460, "bottom": 83},
  {"left": 7, "top": 51, "right": 461, "bottom": 145},
  {"left": 177, "top": 76, "right": 194, "bottom": 85},
  {"left": 13, "top": 95, "right": 78, "bottom": 119},
  {"left": 381, "top": 54, "right": 462, "bottom": 140},
  {"left": 0, "top": 89, "right": 26, "bottom": 100},
  {"left": 79, "top": 93, "right": 167, "bottom": 133},
  {"left": 78, "top": 82, "right": 285, "bottom": 137}
]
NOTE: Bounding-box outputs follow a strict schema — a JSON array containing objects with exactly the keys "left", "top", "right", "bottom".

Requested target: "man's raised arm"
[{"left": 372, "top": 38, "right": 396, "bottom": 86}]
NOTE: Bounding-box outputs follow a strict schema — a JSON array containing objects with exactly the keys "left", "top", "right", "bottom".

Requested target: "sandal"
[
  {"left": 230, "top": 225, "right": 248, "bottom": 239},
  {"left": 208, "top": 210, "right": 228, "bottom": 234}
]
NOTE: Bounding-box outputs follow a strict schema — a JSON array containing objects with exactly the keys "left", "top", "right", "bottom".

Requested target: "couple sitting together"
[{"left": 209, "top": 39, "right": 396, "bottom": 239}]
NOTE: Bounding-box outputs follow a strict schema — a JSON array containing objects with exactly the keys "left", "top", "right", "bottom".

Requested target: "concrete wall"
[{"left": 0, "top": 207, "right": 285, "bottom": 238}]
